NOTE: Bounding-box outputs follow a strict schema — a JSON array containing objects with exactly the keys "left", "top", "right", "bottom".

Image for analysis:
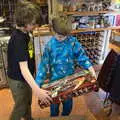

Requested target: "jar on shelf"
[
  {"left": 88, "top": 17, "right": 96, "bottom": 29},
  {"left": 69, "top": 3, "right": 77, "bottom": 11},
  {"left": 72, "top": 21, "right": 79, "bottom": 30}
]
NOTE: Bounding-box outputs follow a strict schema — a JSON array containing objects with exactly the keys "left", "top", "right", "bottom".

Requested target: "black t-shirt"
[{"left": 7, "top": 29, "right": 35, "bottom": 82}]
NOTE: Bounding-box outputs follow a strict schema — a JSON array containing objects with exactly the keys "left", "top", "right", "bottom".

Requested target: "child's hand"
[
  {"left": 39, "top": 89, "right": 52, "bottom": 105},
  {"left": 91, "top": 72, "right": 97, "bottom": 80},
  {"left": 35, "top": 88, "right": 52, "bottom": 106},
  {"left": 88, "top": 66, "right": 97, "bottom": 81},
  {"left": 90, "top": 72, "right": 97, "bottom": 83}
]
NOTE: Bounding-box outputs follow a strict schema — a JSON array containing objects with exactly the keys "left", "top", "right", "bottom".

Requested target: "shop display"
[
  {"left": 38, "top": 70, "right": 97, "bottom": 108},
  {"left": 57, "top": 0, "right": 111, "bottom": 12},
  {"left": 75, "top": 32, "right": 103, "bottom": 65},
  {"left": 33, "top": 25, "right": 51, "bottom": 35},
  {"left": 35, "top": 0, "right": 119, "bottom": 67},
  {"left": 0, "top": 40, "right": 8, "bottom": 89},
  {"left": 71, "top": 15, "right": 111, "bottom": 30},
  {"left": 0, "top": 0, "right": 17, "bottom": 27},
  {"left": 0, "top": 0, "right": 48, "bottom": 27},
  {"left": 110, "top": 0, "right": 120, "bottom": 11},
  {"left": 39, "top": 6, "right": 48, "bottom": 25}
]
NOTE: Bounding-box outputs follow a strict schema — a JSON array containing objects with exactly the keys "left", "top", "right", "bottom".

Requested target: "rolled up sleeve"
[{"left": 73, "top": 38, "right": 92, "bottom": 69}]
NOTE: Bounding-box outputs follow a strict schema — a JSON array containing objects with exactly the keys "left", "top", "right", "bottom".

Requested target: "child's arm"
[
  {"left": 19, "top": 61, "right": 52, "bottom": 104},
  {"left": 35, "top": 44, "right": 50, "bottom": 87},
  {"left": 14, "top": 34, "right": 52, "bottom": 105},
  {"left": 73, "top": 37, "right": 96, "bottom": 78}
]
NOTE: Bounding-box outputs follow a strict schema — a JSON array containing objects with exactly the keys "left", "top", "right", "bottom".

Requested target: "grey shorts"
[{"left": 7, "top": 77, "right": 32, "bottom": 120}]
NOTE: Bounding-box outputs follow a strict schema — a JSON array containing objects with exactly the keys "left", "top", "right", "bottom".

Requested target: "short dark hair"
[
  {"left": 15, "top": 0, "right": 40, "bottom": 27},
  {"left": 52, "top": 15, "right": 72, "bottom": 36}
]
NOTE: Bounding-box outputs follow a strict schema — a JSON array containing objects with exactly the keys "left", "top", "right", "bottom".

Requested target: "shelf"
[
  {"left": 33, "top": 32, "right": 53, "bottom": 36},
  {"left": 33, "top": 25, "right": 53, "bottom": 36},
  {"left": 109, "top": 42, "right": 120, "bottom": 53},
  {"left": 33, "top": 26, "right": 120, "bottom": 36},
  {"left": 112, "top": 31, "right": 120, "bottom": 36},
  {"left": 64, "top": 11, "right": 111, "bottom": 16},
  {"left": 39, "top": 3, "right": 48, "bottom": 6},
  {"left": 71, "top": 26, "right": 120, "bottom": 34}
]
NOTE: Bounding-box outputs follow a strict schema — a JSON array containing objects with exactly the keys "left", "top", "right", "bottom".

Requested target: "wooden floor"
[
  {"left": 1, "top": 88, "right": 120, "bottom": 120},
  {"left": 0, "top": 89, "right": 97, "bottom": 120}
]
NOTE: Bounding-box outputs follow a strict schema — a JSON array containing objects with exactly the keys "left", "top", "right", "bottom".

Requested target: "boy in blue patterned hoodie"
[{"left": 35, "top": 16, "right": 96, "bottom": 117}]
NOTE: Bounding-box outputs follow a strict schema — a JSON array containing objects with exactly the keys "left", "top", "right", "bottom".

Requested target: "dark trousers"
[
  {"left": 7, "top": 78, "right": 32, "bottom": 120},
  {"left": 50, "top": 98, "right": 73, "bottom": 117}
]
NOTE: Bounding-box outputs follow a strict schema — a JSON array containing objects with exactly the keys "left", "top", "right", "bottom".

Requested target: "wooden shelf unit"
[
  {"left": 71, "top": 26, "right": 120, "bottom": 34},
  {"left": 64, "top": 11, "right": 110, "bottom": 16},
  {"left": 33, "top": 26, "right": 120, "bottom": 36},
  {"left": 36, "top": 0, "right": 120, "bottom": 65}
]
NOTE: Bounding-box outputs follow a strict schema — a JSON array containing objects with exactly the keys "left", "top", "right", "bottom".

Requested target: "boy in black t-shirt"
[{"left": 7, "top": 1, "right": 52, "bottom": 120}]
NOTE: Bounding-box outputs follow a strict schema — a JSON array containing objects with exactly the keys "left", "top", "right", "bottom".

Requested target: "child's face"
[
  {"left": 25, "top": 24, "right": 35, "bottom": 32},
  {"left": 55, "top": 33, "right": 67, "bottom": 41},
  {"left": 25, "top": 21, "right": 36, "bottom": 32}
]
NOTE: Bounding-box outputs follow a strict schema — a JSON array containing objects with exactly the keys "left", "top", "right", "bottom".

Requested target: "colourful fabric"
[{"left": 35, "top": 36, "right": 92, "bottom": 86}]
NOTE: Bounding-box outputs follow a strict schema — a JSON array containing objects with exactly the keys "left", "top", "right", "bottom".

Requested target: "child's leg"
[
  {"left": 7, "top": 78, "right": 32, "bottom": 120},
  {"left": 62, "top": 98, "right": 73, "bottom": 116},
  {"left": 50, "top": 103, "right": 60, "bottom": 116}
]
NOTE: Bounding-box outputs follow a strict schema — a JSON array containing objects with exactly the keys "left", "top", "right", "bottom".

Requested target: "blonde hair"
[
  {"left": 52, "top": 15, "right": 72, "bottom": 35},
  {"left": 15, "top": 0, "right": 40, "bottom": 27}
]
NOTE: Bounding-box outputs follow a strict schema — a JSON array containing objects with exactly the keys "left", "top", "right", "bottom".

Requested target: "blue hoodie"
[{"left": 35, "top": 36, "right": 92, "bottom": 87}]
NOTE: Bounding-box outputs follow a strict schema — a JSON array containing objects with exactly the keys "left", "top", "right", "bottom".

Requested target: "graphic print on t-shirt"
[{"left": 28, "top": 40, "right": 34, "bottom": 59}]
